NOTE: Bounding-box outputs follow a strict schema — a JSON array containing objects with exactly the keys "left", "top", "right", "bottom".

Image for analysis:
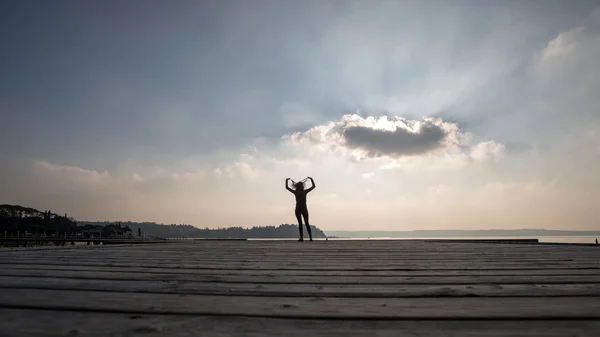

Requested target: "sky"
[{"left": 1, "top": 0, "right": 600, "bottom": 230}]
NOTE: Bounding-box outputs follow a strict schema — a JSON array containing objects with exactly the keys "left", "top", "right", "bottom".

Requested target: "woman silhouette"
[{"left": 286, "top": 177, "right": 315, "bottom": 241}]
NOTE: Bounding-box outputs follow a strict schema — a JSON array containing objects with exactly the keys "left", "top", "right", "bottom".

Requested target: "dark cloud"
[{"left": 342, "top": 123, "right": 447, "bottom": 157}]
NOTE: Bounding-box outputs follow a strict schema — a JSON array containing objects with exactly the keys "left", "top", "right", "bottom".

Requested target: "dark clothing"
[
  {"left": 292, "top": 190, "right": 312, "bottom": 240},
  {"left": 295, "top": 206, "right": 311, "bottom": 240},
  {"left": 295, "top": 206, "right": 308, "bottom": 226},
  {"left": 293, "top": 190, "right": 308, "bottom": 209},
  {"left": 286, "top": 179, "right": 315, "bottom": 241}
]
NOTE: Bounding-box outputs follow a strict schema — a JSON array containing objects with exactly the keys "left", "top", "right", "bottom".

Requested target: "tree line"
[
  {"left": 80, "top": 221, "right": 327, "bottom": 238},
  {"left": 0, "top": 204, "right": 78, "bottom": 236},
  {"left": 1, "top": 204, "right": 327, "bottom": 238}
]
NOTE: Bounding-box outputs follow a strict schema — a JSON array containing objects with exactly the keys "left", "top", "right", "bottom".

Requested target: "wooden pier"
[
  {"left": 0, "top": 239, "right": 599, "bottom": 336},
  {"left": 0, "top": 237, "right": 171, "bottom": 247}
]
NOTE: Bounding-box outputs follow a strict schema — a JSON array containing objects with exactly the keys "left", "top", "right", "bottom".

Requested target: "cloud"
[
  {"left": 33, "top": 160, "right": 110, "bottom": 184},
  {"left": 343, "top": 122, "right": 446, "bottom": 157},
  {"left": 284, "top": 114, "right": 504, "bottom": 168},
  {"left": 530, "top": 12, "right": 600, "bottom": 99},
  {"left": 5, "top": 2, "right": 600, "bottom": 231},
  {"left": 362, "top": 172, "right": 374, "bottom": 180},
  {"left": 469, "top": 141, "right": 505, "bottom": 162}
]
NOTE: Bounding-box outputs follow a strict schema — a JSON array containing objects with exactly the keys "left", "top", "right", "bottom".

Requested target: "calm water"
[
  {"left": 248, "top": 236, "right": 600, "bottom": 244},
  {"left": 332, "top": 236, "right": 600, "bottom": 244}
]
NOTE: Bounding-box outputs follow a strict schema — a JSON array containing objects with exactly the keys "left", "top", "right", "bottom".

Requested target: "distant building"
[
  {"left": 112, "top": 227, "right": 131, "bottom": 237},
  {"left": 82, "top": 226, "right": 103, "bottom": 238}
]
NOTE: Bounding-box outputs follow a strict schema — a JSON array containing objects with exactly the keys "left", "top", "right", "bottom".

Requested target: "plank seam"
[
  {"left": 1, "top": 273, "right": 599, "bottom": 285},
  {"left": 1, "top": 304, "right": 599, "bottom": 321},
  {"left": 0, "top": 262, "right": 598, "bottom": 271},
  {"left": 3, "top": 267, "right": 600, "bottom": 277},
  {"left": 2, "top": 285, "right": 600, "bottom": 298}
]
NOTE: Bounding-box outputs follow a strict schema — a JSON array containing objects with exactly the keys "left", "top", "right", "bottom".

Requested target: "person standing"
[{"left": 285, "top": 177, "right": 316, "bottom": 241}]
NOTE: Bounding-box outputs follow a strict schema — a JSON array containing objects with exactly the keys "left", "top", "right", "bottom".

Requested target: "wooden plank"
[
  {"left": 1, "top": 258, "right": 597, "bottom": 271},
  {"left": 1, "top": 260, "right": 598, "bottom": 272},
  {"left": 0, "top": 259, "right": 600, "bottom": 275},
  {"left": 6, "top": 250, "right": 595, "bottom": 258},
  {"left": 1, "top": 257, "right": 595, "bottom": 267},
  {"left": 4, "top": 244, "right": 596, "bottom": 254},
  {"left": 1, "top": 288, "right": 600, "bottom": 318},
  {"left": 3, "top": 245, "right": 597, "bottom": 260},
  {"left": 4, "top": 243, "right": 597, "bottom": 255},
  {"left": 42, "top": 256, "right": 594, "bottom": 263},
  {"left": 0, "top": 255, "right": 600, "bottom": 266},
  {"left": 2, "top": 258, "right": 596, "bottom": 267},
  {"left": 1, "top": 276, "right": 600, "bottom": 297},
  {"left": 1, "top": 309, "right": 600, "bottom": 337},
  {"left": 5, "top": 245, "right": 596, "bottom": 255},
  {"left": 2, "top": 263, "right": 599, "bottom": 276},
  {"left": 2, "top": 268, "right": 600, "bottom": 284},
  {"left": 1, "top": 241, "right": 599, "bottom": 335},
  {"left": 2, "top": 240, "right": 596, "bottom": 253}
]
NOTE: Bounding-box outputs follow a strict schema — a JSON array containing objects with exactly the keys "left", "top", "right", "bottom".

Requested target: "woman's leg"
[
  {"left": 295, "top": 208, "right": 304, "bottom": 241},
  {"left": 302, "top": 209, "right": 313, "bottom": 241}
]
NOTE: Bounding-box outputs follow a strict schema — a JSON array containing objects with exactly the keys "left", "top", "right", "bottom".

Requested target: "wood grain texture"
[
  {"left": 2, "top": 268, "right": 599, "bottom": 284},
  {"left": 2, "top": 288, "right": 600, "bottom": 319},
  {"left": 2, "top": 275, "right": 600, "bottom": 297},
  {"left": 3, "top": 263, "right": 600, "bottom": 275},
  {"left": 1, "top": 309, "right": 600, "bottom": 337},
  {"left": 0, "top": 240, "right": 599, "bottom": 336}
]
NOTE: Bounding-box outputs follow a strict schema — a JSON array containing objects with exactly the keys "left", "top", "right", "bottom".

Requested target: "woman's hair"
[{"left": 289, "top": 179, "right": 306, "bottom": 190}]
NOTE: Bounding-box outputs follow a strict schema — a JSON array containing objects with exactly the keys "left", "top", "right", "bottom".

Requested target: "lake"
[
  {"left": 171, "top": 235, "right": 600, "bottom": 244},
  {"left": 318, "top": 236, "right": 599, "bottom": 244}
]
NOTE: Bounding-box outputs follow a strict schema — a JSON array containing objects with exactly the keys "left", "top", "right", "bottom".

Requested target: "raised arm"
[
  {"left": 306, "top": 177, "right": 316, "bottom": 193},
  {"left": 285, "top": 178, "right": 294, "bottom": 193}
]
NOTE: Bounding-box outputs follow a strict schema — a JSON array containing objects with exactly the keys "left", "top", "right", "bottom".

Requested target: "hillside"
[
  {"left": 79, "top": 221, "right": 327, "bottom": 239},
  {"left": 1, "top": 204, "right": 327, "bottom": 238}
]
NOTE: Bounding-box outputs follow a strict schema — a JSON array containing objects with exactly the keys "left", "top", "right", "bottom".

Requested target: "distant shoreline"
[{"left": 324, "top": 230, "right": 600, "bottom": 238}]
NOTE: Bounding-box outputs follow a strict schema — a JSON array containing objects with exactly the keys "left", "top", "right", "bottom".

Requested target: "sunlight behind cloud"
[
  {"left": 2, "top": 2, "right": 600, "bottom": 230},
  {"left": 284, "top": 114, "right": 504, "bottom": 169}
]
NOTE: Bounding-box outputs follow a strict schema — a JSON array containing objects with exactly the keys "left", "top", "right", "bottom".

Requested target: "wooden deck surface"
[{"left": 0, "top": 240, "right": 599, "bottom": 336}]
